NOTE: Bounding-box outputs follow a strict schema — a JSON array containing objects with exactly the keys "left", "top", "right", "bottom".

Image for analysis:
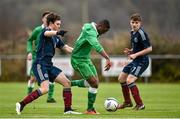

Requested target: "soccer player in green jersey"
[
  {"left": 71, "top": 20, "right": 112, "bottom": 114},
  {"left": 26, "top": 11, "right": 57, "bottom": 103}
]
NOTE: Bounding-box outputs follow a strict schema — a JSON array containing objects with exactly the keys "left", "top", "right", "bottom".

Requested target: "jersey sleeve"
[
  {"left": 87, "top": 35, "right": 104, "bottom": 53},
  {"left": 138, "top": 30, "right": 151, "bottom": 48},
  {"left": 26, "top": 28, "right": 39, "bottom": 53},
  {"left": 84, "top": 25, "right": 104, "bottom": 53},
  {"left": 56, "top": 37, "right": 65, "bottom": 48}
]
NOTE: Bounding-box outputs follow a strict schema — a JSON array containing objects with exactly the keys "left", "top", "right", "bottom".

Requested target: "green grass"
[{"left": 0, "top": 82, "right": 180, "bottom": 118}]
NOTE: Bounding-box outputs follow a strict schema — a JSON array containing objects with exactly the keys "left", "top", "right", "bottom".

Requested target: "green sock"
[
  {"left": 47, "top": 82, "right": 55, "bottom": 99},
  {"left": 27, "top": 80, "right": 34, "bottom": 94},
  {"left": 87, "top": 92, "right": 97, "bottom": 110},
  {"left": 71, "top": 80, "right": 88, "bottom": 87},
  {"left": 27, "top": 87, "right": 33, "bottom": 94}
]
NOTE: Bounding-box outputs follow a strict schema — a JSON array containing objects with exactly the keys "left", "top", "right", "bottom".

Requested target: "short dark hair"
[
  {"left": 99, "top": 19, "right": 110, "bottom": 29},
  {"left": 42, "top": 11, "right": 51, "bottom": 18},
  {"left": 46, "top": 13, "right": 61, "bottom": 26},
  {"left": 130, "top": 13, "right": 142, "bottom": 21}
]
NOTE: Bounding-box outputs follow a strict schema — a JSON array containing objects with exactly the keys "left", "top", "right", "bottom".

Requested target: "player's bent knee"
[
  {"left": 126, "top": 80, "right": 133, "bottom": 85},
  {"left": 40, "top": 82, "right": 49, "bottom": 94},
  {"left": 126, "top": 76, "right": 137, "bottom": 85},
  {"left": 62, "top": 81, "right": 71, "bottom": 88},
  {"left": 118, "top": 76, "right": 126, "bottom": 83},
  {"left": 119, "top": 79, "right": 126, "bottom": 83},
  {"left": 40, "top": 87, "right": 49, "bottom": 94},
  {"left": 89, "top": 81, "right": 98, "bottom": 88},
  {"left": 87, "top": 77, "right": 99, "bottom": 88},
  {"left": 92, "top": 84, "right": 98, "bottom": 88},
  {"left": 126, "top": 78, "right": 135, "bottom": 84},
  {"left": 118, "top": 73, "right": 127, "bottom": 83}
]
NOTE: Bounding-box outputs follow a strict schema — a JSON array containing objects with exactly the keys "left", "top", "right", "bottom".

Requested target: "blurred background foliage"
[{"left": 0, "top": 0, "right": 180, "bottom": 82}]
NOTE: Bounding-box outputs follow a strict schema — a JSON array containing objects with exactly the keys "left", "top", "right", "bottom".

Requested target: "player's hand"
[
  {"left": 123, "top": 48, "right": 132, "bottom": 55},
  {"left": 56, "top": 30, "right": 67, "bottom": 37},
  {"left": 128, "top": 54, "right": 137, "bottom": 60},
  {"left": 27, "top": 53, "right": 32, "bottom": 60},
  {"left": 104, "top": 59, "right": 112, "bottom": 71}
]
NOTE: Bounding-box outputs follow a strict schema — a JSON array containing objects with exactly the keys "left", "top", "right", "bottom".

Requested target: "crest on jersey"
[
  {"left": 44, "top": 73, "right": 48, "bottom": 78},
  {"left": 133, "top": 37, "right": 138, "bottom": 42}
]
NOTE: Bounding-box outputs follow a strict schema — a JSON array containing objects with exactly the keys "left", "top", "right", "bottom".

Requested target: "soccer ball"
[{"left": 104, "top": 97, "right": 118, "bottom": 112}]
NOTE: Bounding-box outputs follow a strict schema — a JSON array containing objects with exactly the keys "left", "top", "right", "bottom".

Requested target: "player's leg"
[
  {"left": 71, "top": 79, "right": 90, "bottom": 87},
  {"left": 47, "top": 81, "right": 56, "bottom": 103},
  {"left": 16, "top": 80, "right": 49, "bottom": 115},
  {"left": 127, "top": 60, "right": 149, "bottom": 110},
  {"left": 71, "top": 59, "right": 90, "bottom": 88},
  {"left": 27, "top": 54, "right": 36, "bottom": 94},
  {"left": 85, "top": 63, "right": 99, "bottom": 114},
  {"left": 27, "top": 70, "right": 36, "bottom": 94},
  {"left": 47, "top": 68, "right": 57, "bottom": 103},
  {"left": 117, "top": 72, "right": 133, "bottom": 109},
  {"left": 117, "top": 63, "right": 134, "bottom": 109},
  {"left": 16, "top": 63, "right": 49, "bottom": 115},
  {"left": 71, "top": 60, "right": 99, "bottom": 114},
  {"left": 52, "top": 66, "right": 81, "bottom": 114},
  {"left": 85, "top": 76, "right": 100, "bottom": 114},
  {"left": 126, "top": 74, "right": 145, "bottom": 110},
  {"left": 70, "top": 66, "right": 90, "bottom": 88}
]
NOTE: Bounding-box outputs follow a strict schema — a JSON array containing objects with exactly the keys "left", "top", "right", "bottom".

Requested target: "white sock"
[
  {"left": 88, "top": 87, "right": 98, "bottom": 94},
  {"left": 28, "top": 80, "right": 35, "bottom": 88}
]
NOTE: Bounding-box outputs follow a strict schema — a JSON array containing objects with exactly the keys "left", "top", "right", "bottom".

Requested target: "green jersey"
[
  {"left": 26, "top": 25, "right": 44, "bottom": 57},
  {"left": 72, "top": 22, "right": 104, "bottom": 60}
]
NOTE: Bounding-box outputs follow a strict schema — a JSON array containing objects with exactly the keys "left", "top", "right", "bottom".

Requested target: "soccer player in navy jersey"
[
  {"left": 16, "top": 13, "right": 81, "bottom": 114},
  {"left": 117, "top": 13, "right": 152, "bottom": 110},
  {"left": 26, "top": 11, "right": 58, "bottom": 103}
]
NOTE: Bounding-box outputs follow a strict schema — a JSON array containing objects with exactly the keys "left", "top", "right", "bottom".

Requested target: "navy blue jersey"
[
  {"left": 35, "top": 28, "right": 65, "bottom": 65},
  {"left": 131, "top": 28, "right": 151, "bottom": 61}
]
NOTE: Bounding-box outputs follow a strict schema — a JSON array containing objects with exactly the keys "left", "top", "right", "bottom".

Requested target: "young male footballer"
[
  {"left": 26, "top": 11, "right": 57, "bottom": 103},
  {"left": 118, "top": 13, "right": 152, "bottom": 110},
  {"left": 16, "top": 13, "right": 81, "bottom": 115},
  {"left": 71, "top": 20, "right": 112, "bottom": 114}
]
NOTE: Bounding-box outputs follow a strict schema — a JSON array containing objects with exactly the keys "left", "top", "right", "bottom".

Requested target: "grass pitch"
[{"left": 0, "top": 82, "right": 180, "bottom": 118}]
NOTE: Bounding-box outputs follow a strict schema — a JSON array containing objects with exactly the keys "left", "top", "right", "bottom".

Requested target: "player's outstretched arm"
[
  {"left": 44, "top": 30, "right": 67, "bottom": 37},
  {"left": 99, "top": 50, "right": 112, "bottom": 71},
  {"left": 62, "top": 45, "right": 73, "bottom": 54},
  {"left": 44, "top": 30, "right": 57, "bottom": 37}
]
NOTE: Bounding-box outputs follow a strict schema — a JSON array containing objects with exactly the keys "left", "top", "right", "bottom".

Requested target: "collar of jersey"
[
  {"left": 41, "top": 24, "right": 45, "bottom": 28},
  {"left": 91, "top": 22, "right": 99, "bottom": 36}
]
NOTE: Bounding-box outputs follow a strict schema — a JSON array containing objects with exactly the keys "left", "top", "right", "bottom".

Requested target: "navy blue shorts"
[
  {"left": 32, "top": 63, "right": 62, "bottom": 84},
  {"left": 122, "top": 59, "right": 149, "bottom": 77}
]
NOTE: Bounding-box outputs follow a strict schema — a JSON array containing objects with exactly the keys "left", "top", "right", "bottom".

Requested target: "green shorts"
[{"left": 71, "top": 58, "right": 97, "bottom": 80}]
